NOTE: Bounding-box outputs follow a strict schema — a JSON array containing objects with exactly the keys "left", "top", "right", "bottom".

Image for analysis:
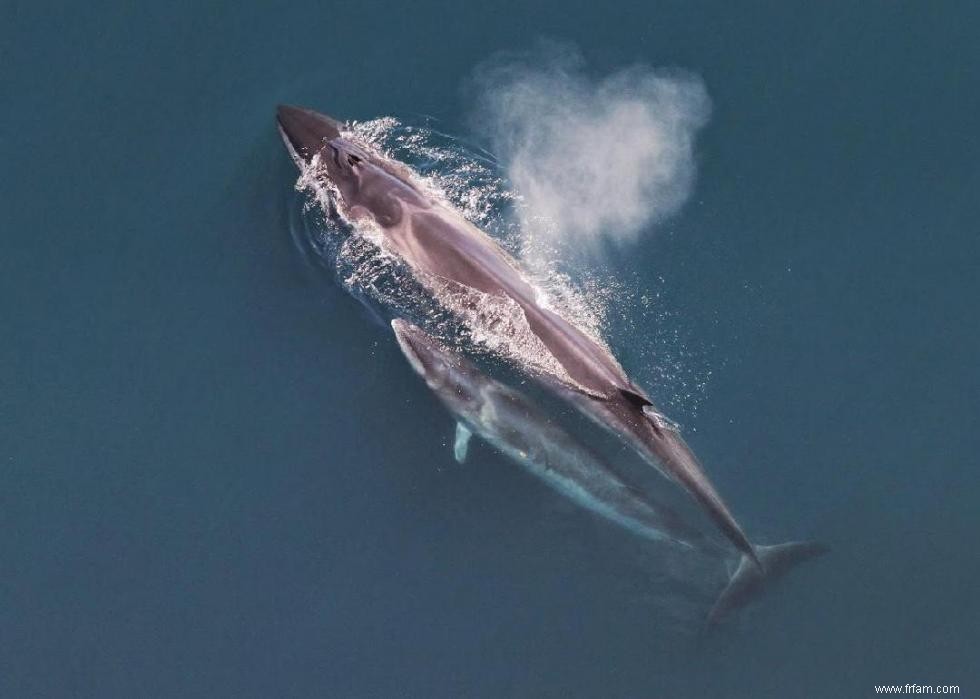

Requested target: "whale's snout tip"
[{"left": 276, "top": 104, "right": 343, "bottom": 162}]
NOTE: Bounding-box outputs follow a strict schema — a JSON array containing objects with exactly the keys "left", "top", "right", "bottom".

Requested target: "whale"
[{"left": 276, "top": 104, "right": 810, "bottom": 573}]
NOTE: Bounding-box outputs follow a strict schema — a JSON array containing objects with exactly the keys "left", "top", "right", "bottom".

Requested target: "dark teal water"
[{"left": 4, "top": 2, "right": 979, "bottom": 696}]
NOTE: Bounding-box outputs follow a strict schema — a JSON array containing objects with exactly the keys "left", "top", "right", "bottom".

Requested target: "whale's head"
[
  {"left": 391, "top": 320, "right": 485, "bottom": 416},
  {"left": 276, "top": 105, "right": 342, "bottom": 160},
  {"left": 276, "top": 104, "right": 372, "bottom": 204},
  {"left": 391, "top": 320, "right": 457, "bottom": 390}
]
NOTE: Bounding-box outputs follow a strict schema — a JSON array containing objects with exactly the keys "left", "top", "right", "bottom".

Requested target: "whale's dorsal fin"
[
  {"left": 453, "top": 422, "right": 473, "bottom": 464},
  {"left": 619, "top": 388, "right": 664, "bottom": 436},
  {"left": 617, "top": 388, "right": 682, "bottom": 435},
  {"left": 619, "top": 388, "right": 653, "bottom": 409}
]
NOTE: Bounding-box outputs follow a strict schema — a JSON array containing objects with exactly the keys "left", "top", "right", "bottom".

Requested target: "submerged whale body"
[
  {"left": 276, "top": 105, "right": 827, "bottom": 624},
  {"left": 391, "top": 318, "right": 714, "bottom": 553}
]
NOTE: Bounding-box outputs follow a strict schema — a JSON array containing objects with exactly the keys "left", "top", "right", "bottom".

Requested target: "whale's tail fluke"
[{"left": 706, "top": 541, "right": 829, "bottom": 627}]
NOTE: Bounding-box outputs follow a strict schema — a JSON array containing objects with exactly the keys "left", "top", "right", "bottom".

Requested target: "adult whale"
[{"left": 277, "top": 104, "right": 771, "bottom": 567}]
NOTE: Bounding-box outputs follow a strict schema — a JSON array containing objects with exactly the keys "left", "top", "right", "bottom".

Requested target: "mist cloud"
[{"left": 469, "top": 42, "right": 711, "bottom": 259}]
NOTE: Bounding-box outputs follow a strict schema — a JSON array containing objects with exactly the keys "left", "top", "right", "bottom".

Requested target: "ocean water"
[{"left": 3, "top": 2, "right": 979, "bottom": 697}]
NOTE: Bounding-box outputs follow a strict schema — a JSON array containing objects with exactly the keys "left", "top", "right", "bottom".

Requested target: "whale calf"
[
  {"left": 391, "top": 319, "right": 717, "bottom": 553},
  {"left": 276, "top": 105, "right": 827, "bottom": 588}
]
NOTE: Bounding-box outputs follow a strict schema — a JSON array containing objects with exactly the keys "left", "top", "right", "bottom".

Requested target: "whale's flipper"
[
  {"left": 707, "top": 541, "right": 829, "bottom": 626},
  {"left": 454, "top": 422, "right": 473, "bottom": 463}
]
